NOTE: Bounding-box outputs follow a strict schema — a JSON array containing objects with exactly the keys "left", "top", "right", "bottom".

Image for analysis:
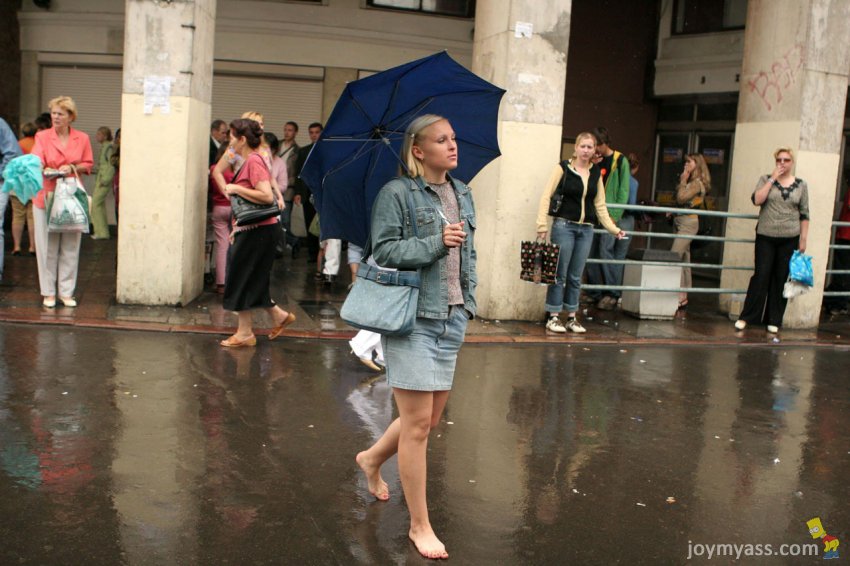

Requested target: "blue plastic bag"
[{"left": 788, "top": 250, "right": 814, "bottom": 287}]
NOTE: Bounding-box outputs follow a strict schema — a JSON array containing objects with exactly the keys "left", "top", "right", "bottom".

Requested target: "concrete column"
[
  {"left": 720, "top": 0, "right": 850, "bottom": 328},
  {"left": 471, "top": 0, "right": 572, "bottom": 320},
  {"left": 19, "top": 51, "right": 39, "bottom": 125},
  {"left": 116, "top": 0, "right": 216, "bottom": 305}
]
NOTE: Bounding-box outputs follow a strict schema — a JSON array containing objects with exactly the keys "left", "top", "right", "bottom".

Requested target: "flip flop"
[{"left": 269, "top": 312, "right": 296, "bottom": 340}]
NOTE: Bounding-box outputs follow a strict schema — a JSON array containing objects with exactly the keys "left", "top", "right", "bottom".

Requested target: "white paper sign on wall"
[{"left": 515, "top": 22, "right": 533, "bottom": 39}]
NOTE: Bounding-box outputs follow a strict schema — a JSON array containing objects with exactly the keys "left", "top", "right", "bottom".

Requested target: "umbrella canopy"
[
  {"left": 1, "top": 154, "right": 43, "bottom": 204},
  {"left": 299, "top": 51, "right": 505, "bottom": 247}
]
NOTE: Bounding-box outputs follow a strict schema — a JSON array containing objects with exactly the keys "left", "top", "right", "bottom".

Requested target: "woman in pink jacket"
[{"left": 31, "top": 96, "right": 93, "bottom": 308}]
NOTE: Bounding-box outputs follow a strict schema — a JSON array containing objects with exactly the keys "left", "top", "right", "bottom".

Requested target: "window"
[
  {"left": 367, "top": 0, "right": 475, "bottom": 18},
  {"left": 672, "top": 0, "right": 747, "bottom": 35}
]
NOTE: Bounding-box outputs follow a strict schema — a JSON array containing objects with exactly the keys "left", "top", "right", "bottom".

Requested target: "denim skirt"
[{"left": 382, "top": 306, "right": 469, "bottom": 391}]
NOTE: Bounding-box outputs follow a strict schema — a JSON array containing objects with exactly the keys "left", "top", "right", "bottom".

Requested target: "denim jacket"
[{"left": 370, "top": 174, "right": 478, "bottom": 320}]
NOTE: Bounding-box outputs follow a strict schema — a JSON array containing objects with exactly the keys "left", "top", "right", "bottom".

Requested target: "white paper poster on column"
[
  {"left": 143, "top": 76, "right": 174, "bottom": 114},
  {"left": 515, "top": 22, "right": 533, "bottom": 38}
]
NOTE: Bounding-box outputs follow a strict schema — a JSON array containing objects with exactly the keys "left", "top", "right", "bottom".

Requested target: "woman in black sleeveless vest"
[{"left": 535, "top": 132, "right": 626, "bottom": 333}]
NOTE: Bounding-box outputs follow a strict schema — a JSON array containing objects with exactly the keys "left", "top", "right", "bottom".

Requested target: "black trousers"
[{"left": 740, "top": 233, "right": 799, "bottom": 327}]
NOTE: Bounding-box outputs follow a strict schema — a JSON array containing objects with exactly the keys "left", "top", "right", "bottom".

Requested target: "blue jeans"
[
  {"left": 585, "top": 215, "right": 633, "bottom": 299},
  {"left": 0, "top": 190, "right": 8, "bottom": 280},
  {"left": 545, "top": 219, "right": 594, "bottom": 313},
  {"left": 607, "top": 215, "right": 634, "bottom": 298}
]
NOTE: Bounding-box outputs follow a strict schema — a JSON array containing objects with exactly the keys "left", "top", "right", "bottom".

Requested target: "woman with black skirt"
[{"left": 220, "top": 118, "right": 295, "bottom": 347}]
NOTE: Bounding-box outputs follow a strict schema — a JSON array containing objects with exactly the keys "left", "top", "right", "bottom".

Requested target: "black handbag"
[{"left": 230, "top": 160, "right": 281, "bottom": 227}]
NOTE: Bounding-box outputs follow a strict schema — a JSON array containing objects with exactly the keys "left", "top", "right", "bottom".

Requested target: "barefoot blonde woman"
[{"left": 356, "top": 114, "right": 477, "bottom": 560}]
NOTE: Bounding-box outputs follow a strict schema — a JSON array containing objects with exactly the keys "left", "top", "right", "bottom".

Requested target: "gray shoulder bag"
[{"left": 340, "top": 184, "right": 422, "bottom": 336}]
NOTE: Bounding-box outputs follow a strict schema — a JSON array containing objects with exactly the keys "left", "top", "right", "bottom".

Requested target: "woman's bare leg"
[
  {"left": 394, "top": 388, "right": 449, "bottom": 560},
  {"left": 235, "top": 311, "right": 254, "bottom": 338},
  {"left": 356, "top": 417, "right": 399, "bottom": 501},
  {"left": 27, "top": 218, "right": 36, "bottom": 253},
  {"left": 266, "top": 304, "right": 292, "bottom": 326},
  {"left": 356, "top": 389, "right": 449, "bottom": 502},
  {"left": 11, "top": 217, "right": 23, "bottom": 252}
]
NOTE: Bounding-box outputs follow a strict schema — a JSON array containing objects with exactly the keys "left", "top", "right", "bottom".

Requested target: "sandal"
[
  {"left": 268, "top": 312, "right": 296, "bottom": 340},
  {"left": 220, "top": 334, "right": 257, "bottom": 348},
  {"left": 678, "top": 299, "right": 689, "bottom": 310}
]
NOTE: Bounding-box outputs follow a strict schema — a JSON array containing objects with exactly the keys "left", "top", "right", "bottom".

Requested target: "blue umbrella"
[{"left": 299, "top": 51, "right": 505, "bottom": 247}]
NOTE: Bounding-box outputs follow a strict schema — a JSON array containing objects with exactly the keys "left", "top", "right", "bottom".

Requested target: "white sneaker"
[
  {"left": 566, "top": 318, "right": 587, "bottom": 333},
  {"left": 734, "top": 319, "right": 747, "bottom": 330},
  {"left": 546, "top": 316, "right": 567, "bottom": 333},
  {"left": 766, "top": 325, "right": 779, "bottom": 334},
  {"left": 59, "top": 297, "right": 77, "bottom": 308}
]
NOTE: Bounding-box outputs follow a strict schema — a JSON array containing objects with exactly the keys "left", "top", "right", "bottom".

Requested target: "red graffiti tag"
[{"left": 746, "top": 44, "right": 805, "bottom": 112}]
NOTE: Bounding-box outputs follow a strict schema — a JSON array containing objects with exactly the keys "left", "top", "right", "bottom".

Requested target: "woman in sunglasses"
[{"left": 734, "top": 148, "right": 809, "bottom": 334}]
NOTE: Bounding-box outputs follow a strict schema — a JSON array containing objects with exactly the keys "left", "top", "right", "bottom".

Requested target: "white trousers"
[
  {"left": 33, "top": 206, "right": 82, "bottom": 298},
  {"left": 321, "top": 238, "right": 342, "bottom": 275},
  {"left": 349, "top": 330, "right": 384, "bottom": 365}
]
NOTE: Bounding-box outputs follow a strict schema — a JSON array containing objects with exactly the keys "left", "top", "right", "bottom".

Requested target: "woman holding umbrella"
[{"left": 355, "top": 114, "right": 476, "bottom": 561}]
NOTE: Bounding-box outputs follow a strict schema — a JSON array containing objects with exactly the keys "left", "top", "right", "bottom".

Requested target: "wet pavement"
[
  {"left": 1, "top": 324, "right": 849, "bottom": 564},
  {"left": 0, "top": 236, "right": 848, "bottom": 346}
]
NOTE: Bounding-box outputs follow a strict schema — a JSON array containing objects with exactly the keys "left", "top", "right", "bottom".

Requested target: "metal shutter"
[
  {"left": 41, "top": 66, "right": 122, "bottom": 224},
  {"left": 41, "top": 65, "right": 123, "bottom": 168},
  {"left": 211, "top": 75, "right": 322, "bottom": 147}
]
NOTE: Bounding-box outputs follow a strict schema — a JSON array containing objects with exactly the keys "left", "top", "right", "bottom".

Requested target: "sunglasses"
[{"left": 776, "top": 158, "right": 792, "bottom": 163}]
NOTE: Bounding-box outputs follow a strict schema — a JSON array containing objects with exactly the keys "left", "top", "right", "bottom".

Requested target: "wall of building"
[
  {"left": 561, "top": 0, "right": 660, "bottom": 199},
  {"left": 0, "top": 0, "right": 22, "bottom": 128},
  {"left": 654, "top": 1, "right": 745, "bottom": 97}
]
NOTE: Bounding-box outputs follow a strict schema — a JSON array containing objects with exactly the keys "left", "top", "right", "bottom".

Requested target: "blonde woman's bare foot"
[
  {"left": 409, "top": 527, "right": 448, "bottom": 560},
  {"left": 355, "top": 451, "right": 389, "bottom": 501}
]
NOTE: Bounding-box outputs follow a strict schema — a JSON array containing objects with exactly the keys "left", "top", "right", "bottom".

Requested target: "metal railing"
[
  {"left": 824, "top": 220, "right": 850, "bottom": 298},
  {"left": 581, "top": 203, "right": 753, "bottom": 295},
  {"left": 578, "top": 204, "right": 849, "bottom": 299}
]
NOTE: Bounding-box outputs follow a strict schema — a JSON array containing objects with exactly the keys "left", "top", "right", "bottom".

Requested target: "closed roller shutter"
[
  {"left": 212, "top": 75, "right": 322, "bottom": 147},
  {"left": 41, "top": 66, "right": 122, "bottom": 224},
  {"left": 41, "top": 65, "right": 123, "bottom": 165}
]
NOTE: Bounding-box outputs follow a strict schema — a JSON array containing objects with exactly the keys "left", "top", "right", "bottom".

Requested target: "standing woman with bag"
[
  {"left": 670, "top": 153, "right": 710, "bottom": 309},
  {"left": 220, "top": 118, "right": 295, "bottom": 347},
  {"left": 31, "top": 96, "right": 93, "bottom": 308},
  {"left": 355, "top": 114, "right": 476, "bottom": 560},
  {"left": 735, "top": 147, "right": 809, "bottom": 334},
  {"left": 536, "top": 132, "right": 625, "bottom": 334}
]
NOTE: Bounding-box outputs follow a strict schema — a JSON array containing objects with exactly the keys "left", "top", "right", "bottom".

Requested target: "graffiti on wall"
[{"left": 746, "top": 44, "right": 805, "bottom": 112}]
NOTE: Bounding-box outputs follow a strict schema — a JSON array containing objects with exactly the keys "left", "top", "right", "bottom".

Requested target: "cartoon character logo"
[{"left": 807, "top": 517, "right": 840, "bottom": 560}]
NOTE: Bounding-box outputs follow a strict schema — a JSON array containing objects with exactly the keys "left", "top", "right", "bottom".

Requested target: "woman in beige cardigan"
[{"left": 670, "top": 153, "right": 710, "bottom": 309}]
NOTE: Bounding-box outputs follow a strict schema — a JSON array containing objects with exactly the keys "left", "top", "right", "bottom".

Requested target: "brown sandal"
[
  {"left": 220, "top": 334, "right": 257, "bottom": 348},
  {"left": 269, "top": 312, "right": 296, "bottom": 340}
]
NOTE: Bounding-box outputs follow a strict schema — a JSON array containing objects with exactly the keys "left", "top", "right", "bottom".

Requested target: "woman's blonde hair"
[
  {"left": 571, "top": 132, "right": 597, "bottom": 161},
  {"left": 401, "top": 114, "right": 447, "bottom": 178},
  {"left": 773, "top": 147, "right": 794, "bottom": 160},
  {"left": 687, "top": 153, "right": 711, "bottom": 191},
  {"left": 241, "top": 111, "right": 264, "bottom": 128},
  {"left": 241, "top": 111, "right": 268, "bottom": 148},
  {"left": 48, "top": 96, "right": 77, "bottom": 122}
]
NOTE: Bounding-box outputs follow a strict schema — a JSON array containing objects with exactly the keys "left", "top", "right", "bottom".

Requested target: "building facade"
[{"left": 9, "top": 0, "right": 850, "bottom": 326}]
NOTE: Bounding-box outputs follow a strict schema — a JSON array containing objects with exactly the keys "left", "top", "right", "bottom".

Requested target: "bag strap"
[{"left": 357, "top": 263, "right": 420, "bottom": 288}]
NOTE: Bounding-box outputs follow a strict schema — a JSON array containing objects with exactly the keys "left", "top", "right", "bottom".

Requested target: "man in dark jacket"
[{"left": 209, "top": 119, "right": 227, "bottom": 166}]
